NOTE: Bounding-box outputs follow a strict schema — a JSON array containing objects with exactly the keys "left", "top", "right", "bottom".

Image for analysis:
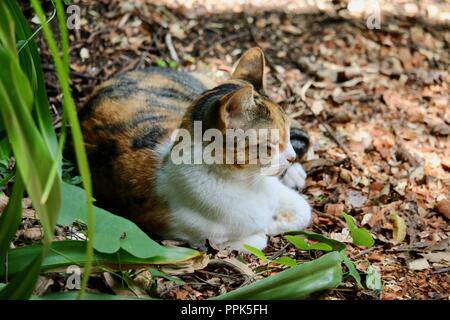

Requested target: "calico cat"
[{"left": 79, "top": 47, "right": 311, "bottom": 250}]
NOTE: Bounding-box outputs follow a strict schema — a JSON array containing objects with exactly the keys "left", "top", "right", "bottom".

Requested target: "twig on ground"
[
  {"left": 352, "top": 246, "right": 382, "bottom": 259},
  {"left": 268, "top": 243, "right": 290, "bottom": 260},
  {"left": 314, "top": 209, "right": 347, "bottom": 228},
  {"left": 432, "top": 267, "right": 450, "bottom": 274},
  {"left": 165, "top": 32, "right": 179, "bottom": 62}
]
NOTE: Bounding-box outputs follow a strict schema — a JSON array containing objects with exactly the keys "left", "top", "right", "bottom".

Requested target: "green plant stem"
[
  {"left": 40, "top": 120, "right": 66, "bottom": 204},
  {"left": 29, "top": 0, "right": 95, "bottom": 299},
  {"left": 54, "top": 0, "right": 69, "bottom": 73}
]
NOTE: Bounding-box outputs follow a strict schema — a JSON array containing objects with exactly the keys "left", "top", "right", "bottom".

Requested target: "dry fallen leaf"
[
  {"left": 389, "top": 211, "right": 407, "bottom": 244},
  {"left": 0, "top": 193, "right": 9, "bottom": 213},
  {"left": 161, "top": 252, "right": 209, "bottom": 275},
  {"left": 436, "top": 200, "right": 450, "bottom": 220},
  {"left": 419, "top": 252, "right": 450, "bottom": 263},
  {"left": 408, "top": 258, "right": 430, "bottom": 271},
  {"left": 21, "top": 227, "right": 43, "bottom": 241},
  {"left": 325, "top": 203, "right": 345, "bottom": 217}
]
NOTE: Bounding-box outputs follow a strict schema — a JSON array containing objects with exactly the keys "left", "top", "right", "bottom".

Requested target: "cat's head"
[{"left": 177, "top": 47, "right": 298, "bottom": 176}]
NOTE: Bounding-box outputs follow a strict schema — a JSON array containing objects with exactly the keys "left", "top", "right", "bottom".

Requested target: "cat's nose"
[
  {"left": 287, "top": 154, "right": 296, "bottom": 163},
  {"left": 286, "top": 142, "right": 297, "bottom": 163}
]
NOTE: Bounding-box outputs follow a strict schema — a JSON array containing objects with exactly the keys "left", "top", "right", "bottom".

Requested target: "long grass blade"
[
  {"left": 29, "top": 0, "right": 95, "bottom": 299},
  {"left": 5, "top": 0, "right": 57, "bottom": 155}
]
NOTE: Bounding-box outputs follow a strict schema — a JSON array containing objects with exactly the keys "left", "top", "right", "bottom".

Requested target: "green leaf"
[
  {"left": 0, "top": 1, "right": 61, "bottom": 299},
  {"left": 284, "top": 230, "right": 346, "bottom": 252},
  {"left": 58, "top": 182, "right": 199, "bottom": 259},
  {"left": 148, "top": 268, "right": 185, "bottom": 285},
  {"left": 284, "top": 235, "right": 333, "bottom": 252},
  {"left": 1, "top": 240, "right": 201, "bottom": 279},
  {"left": 213, "top": 252, "right": 343, "bottom": 300},
  {"left": 154, "top": 59, "right": 167, "bottom": 68},
  {"left": 168, "top": 60, "right": 178, "bottom": 69},
  {"left": 342, "top": 213, "right": 375, "bottom": 247},
  {"left": 0, "top": 2, "right": 61, "bottom": 247},
  {"left": 243, "top": 244, "right": 268, "bottom": 262},
  {"left": 365, "top": 265, "right": 382, "bottom": 291},
  {"left": 5, "top": 0, "right": 58, "bottom": 154},
  {"left": 0, "top": 252, "right": 43, "bottom": 299},
  {"left": 271, "top": 257, "right": 298, "bottom": 268},
  {"left": 0, "top": 176, "right": 24, "bottom": 271},
  {"left": 16, "top": 39, "right": 26, "bottom": 49},
  {"left": 340, "top": 251, "right": 363, "bottom": 288}
]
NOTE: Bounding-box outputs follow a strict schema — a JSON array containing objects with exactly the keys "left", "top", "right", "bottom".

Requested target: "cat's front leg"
[
  {"left": 266, "top": 184, "right": 311, "bottom": 236},
  {"left": 281, "top": 162, "right": 307, "bottom": 190}
]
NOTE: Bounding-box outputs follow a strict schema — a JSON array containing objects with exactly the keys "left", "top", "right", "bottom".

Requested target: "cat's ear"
[
  {"left": 231, "top": 47, "right": 266, "bottom": 91},
  {"left": 220, "top": 86, "right": 255, "bottom": 129}
]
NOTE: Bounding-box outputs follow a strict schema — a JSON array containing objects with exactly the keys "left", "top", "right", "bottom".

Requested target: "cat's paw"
[
  {"left": 266, "top": 191, "right": 311, "bottom": 236},
  {"left": 220, "top": 233, "right": 268, "bottom": 251},
  {"left": 281, "top": 162, "right": 307, "bottom": 190}
]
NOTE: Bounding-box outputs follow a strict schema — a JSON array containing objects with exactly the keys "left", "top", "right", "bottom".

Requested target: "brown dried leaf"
[
  {"left": 389, "top": 211, "right": 407, "bottom": 244},
  {"left": 436, "top": 200, "right": 450, "bottom": 219},
  {"left": 161, "top": 252, "right": 209, "bottom": 275}
]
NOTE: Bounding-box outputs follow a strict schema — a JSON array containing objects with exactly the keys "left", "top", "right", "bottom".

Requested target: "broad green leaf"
[
  {"left": 148, "top": 268, "right": 185, "bottom": 285},
  {"left": 284, "top": 235, "right": 333, "bottom": 252},
  {"left": 1, "top": 240, "right": 201, "bottom": 279},
  {"left": 243, "top": 244, "right": 268, "bottom": 262},
  {"left": 271, "top": 257, "right": 298, "bottom": 268},
  {"left": 340, "top": 251, "right": 363, "bottom": 288},
  {"left": 0, "top": 252, "right": 43, "bottom": 299},
  {"left": 343, "top": 213, "right": 375, "bottom": 247},
  {"left": 58, "top": 182, "right": 198, "bottom": 259},
  {"left": 366, "top": 265, "right": 382, "bottom": 291},
  {"left": 213, "top": 252, "right": 343, "bottom": 300},
  {"left": 284, "top": 230, "right": 346, "bottom": 252}
]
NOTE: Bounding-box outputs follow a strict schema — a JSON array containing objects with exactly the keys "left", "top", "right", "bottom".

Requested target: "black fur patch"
[
  {"left": 191, "top": 83, "right": 241, "bottom": 124},
  {"left": 131, "top": 126, "right": 167, "bottom": 150},
  {"left": 88, "top": 139, "right": 120, "bottom": 164},
  {"left": 290, "top": 128, "right": 310, "bottom": 159}
]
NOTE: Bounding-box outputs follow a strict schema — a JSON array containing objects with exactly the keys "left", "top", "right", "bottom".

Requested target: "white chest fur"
[{"left": 155, "top": 156, "right": 311, "bottom": 250}]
